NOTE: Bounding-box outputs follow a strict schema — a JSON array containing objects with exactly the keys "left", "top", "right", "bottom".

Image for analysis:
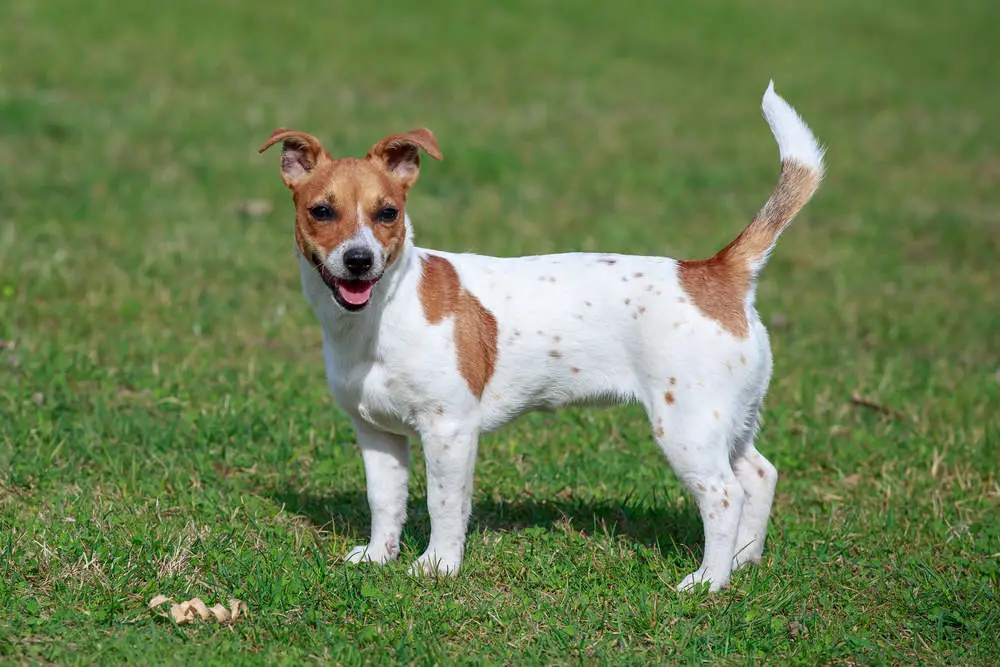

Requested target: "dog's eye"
[
  {"left": 375, "top": 207, "right": 399, "bottom": 223},
  {"left": 309, "top": 204, "right": 335, "bottom": 222}
]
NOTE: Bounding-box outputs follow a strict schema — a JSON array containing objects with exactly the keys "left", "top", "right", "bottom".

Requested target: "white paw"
[
  {"left": 732, "top": 543, "right": 763, "bottom": 571},
  {"left": 344, "top": 543, "right": 396, "bottom": 565},
  {"left": 677, "top": 567, "right": 727, "bottom": 592},
  {"left": 407, "top": 550, "right": 462, "bottom": 577}
]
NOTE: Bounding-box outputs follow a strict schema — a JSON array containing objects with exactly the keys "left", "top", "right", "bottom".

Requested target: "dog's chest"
[{"left": 325, "top": 349, "right": 415, "bottom": 437}]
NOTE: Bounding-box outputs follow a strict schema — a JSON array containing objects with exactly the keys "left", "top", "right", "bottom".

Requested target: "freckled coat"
[{"left": 266, "top": 81, "right": 825, "bottom": 592}]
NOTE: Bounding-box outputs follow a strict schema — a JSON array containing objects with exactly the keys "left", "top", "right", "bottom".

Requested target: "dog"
[{"left": 259, "top": 81, "right": 824, "bottom": 591}]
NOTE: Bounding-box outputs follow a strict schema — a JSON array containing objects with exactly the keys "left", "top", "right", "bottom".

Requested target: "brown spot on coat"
[
  {"left": 722, "top": 499, "right": 730, "bottom": 509},
  {"left": 599, "top": 258, "right": 617, "bottom": 265},
  {"left": 669, "top": 377, "right": 676, "bottom": 386},
  {"left": 549, "top": 350, "right": 562, "bottom": 359},
  {"left": 654, "top": 426, "right": 664, "bottom": 438},
  {"left": 758, "top": 468, "right": 766, "bottom": 478},
  {"left": 419, "top": 255, "right": 498, "bottom": 398},
  {"left": 664, "top": 392, "right": 675, "bottom": 405},
  {"left": 570, "top": 367, "right": 580, "bottom": 374}
]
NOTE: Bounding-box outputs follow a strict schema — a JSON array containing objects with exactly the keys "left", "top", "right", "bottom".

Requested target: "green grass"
[{"left": 2, "top": 0, "right": 998, "bottom": 663}]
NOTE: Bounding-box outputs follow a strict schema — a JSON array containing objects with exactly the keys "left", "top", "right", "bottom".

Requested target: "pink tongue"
[{"left": 337, "top": 280, "right": 374, "bottom": 306}]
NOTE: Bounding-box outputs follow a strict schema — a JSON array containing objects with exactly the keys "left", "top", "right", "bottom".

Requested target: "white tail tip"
[{"left": 762, "top": 80, "right": 825, "bottom": 174}]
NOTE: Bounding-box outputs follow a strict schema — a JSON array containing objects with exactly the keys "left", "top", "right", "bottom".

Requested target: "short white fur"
[{"left": 286, "top": 82, "right": 824, "bottom": 591}]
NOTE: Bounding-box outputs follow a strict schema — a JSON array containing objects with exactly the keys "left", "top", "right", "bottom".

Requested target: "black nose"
[{"left": 343, "top": 247, "right": 374, "bottom": 276}]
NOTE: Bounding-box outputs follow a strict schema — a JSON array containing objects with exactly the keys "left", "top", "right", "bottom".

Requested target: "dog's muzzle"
[{"left": 312, "top": 249, "right": 381, "bottom": 312}]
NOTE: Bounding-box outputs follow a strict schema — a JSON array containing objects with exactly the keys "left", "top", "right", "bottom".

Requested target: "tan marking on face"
[
  {"left": 419, "top": 255, "right": 498, "bottom": 398},
  {"left": 262, "top": 127, "right": 443, "bottom": 275},
  {"left": 290, "top": 158, "right": 408, "bottom": 268},
  {"left": 664, "top": 392, "right": 675, "bottom": 405}
]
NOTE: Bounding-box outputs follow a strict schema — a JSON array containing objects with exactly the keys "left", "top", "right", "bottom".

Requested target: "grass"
[{"left": 1, "top": 0, "right": 998, "bottom": 663}]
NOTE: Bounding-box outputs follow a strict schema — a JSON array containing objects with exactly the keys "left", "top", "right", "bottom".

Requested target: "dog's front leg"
[
  {"left": 344, "top": 420, "right": 410, "bottom": 566},
  {"left": 409, "top": 423, "right": 479, "bottom": 577}
]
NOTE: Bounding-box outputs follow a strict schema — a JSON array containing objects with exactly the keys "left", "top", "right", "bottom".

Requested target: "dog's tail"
[{"left": 719, "top": 81, "right": 825, "bottom": 277}]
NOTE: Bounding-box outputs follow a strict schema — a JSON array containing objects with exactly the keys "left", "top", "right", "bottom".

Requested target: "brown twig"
[{"left": 849, "top": 393, "right": 907, "bottom": 421}]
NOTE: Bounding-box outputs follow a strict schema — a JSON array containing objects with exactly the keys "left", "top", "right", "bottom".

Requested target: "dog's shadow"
[{"left": 271, "top": 487, "right": 704, "bottom": 559}]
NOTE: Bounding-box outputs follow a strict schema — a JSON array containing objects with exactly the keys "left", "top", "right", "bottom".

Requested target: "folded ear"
[
  {"left": 258, "top": 128, "right": 329, "bottom": 188},
  {"left": 367, "top": 128, "right": 443, "bottom": 190}
]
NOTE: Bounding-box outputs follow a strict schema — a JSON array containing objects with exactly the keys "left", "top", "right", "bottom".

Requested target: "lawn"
[{"left": 1, "top": 0, "right": 998, "bottom": 663}]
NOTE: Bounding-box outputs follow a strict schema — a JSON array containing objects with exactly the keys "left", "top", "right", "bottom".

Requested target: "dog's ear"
[
  {"left": 258, "top": 128, "right": 329, "bottom": 188},
  {"left": 367, "top": 128, "right": 443, "bottom": 190}
]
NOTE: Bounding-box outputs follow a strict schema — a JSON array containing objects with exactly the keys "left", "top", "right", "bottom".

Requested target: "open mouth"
[{"left": 313, "top": 254, "right": 379, "bottom": 312}]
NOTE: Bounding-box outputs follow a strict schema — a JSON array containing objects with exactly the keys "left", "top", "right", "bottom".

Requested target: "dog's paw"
[
  {"left": 732, "top": 545, "right": 764, "bottom": 571},
  {"left": 407, "top": 550, "right": 462, "bottom": 577},
  {"left": 344, "top": 543, "right": 396, "bottom": 565},
  {"left": 677, "top": 567, "right": 727, "bottom": 592}
]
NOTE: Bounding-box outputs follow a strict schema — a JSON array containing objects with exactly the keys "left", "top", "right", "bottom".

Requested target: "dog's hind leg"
[
  {"left": 345, "top": 420, "right": 410, "bottom": 565},
  {"left": 648, "top": 398, "right": 744, "bottom": 591},
  {"left": 731, "top": 436, "right": 778, "bottom": 570}
]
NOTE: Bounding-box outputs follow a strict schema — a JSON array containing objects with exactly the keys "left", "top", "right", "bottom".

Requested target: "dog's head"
[{"left": 260, "top": 128, "right": 442, "bottom": 312}]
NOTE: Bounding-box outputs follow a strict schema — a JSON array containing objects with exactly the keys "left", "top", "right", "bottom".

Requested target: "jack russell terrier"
[{"left": 259, "top": 82, "right": 824, "bottom": 591}]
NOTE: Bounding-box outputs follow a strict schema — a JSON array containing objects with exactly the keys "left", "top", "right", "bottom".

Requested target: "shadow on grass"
[{"left": 270, "top": 488, "right": 704, "bottom": 558}]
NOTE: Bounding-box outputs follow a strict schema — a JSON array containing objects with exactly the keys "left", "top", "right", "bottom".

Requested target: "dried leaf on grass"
[{"left": 149, "top": 595, "right": 248, "bottom": 625}]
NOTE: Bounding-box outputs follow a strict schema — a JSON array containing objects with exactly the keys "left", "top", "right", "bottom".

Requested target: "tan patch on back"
[
  {"left": 677, "top": 255, "right": 751, "bottom": 338},
  {"left": 419, "top": 255, "right": 498, "bottom": 398},
  {"left": 677, "top": 161, "right": 820, "bottom": 339}
]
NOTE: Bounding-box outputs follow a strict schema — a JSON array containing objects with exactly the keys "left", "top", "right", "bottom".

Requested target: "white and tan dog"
[{"left": 260, "top": 82, "right": 824, "bottom": 591}]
